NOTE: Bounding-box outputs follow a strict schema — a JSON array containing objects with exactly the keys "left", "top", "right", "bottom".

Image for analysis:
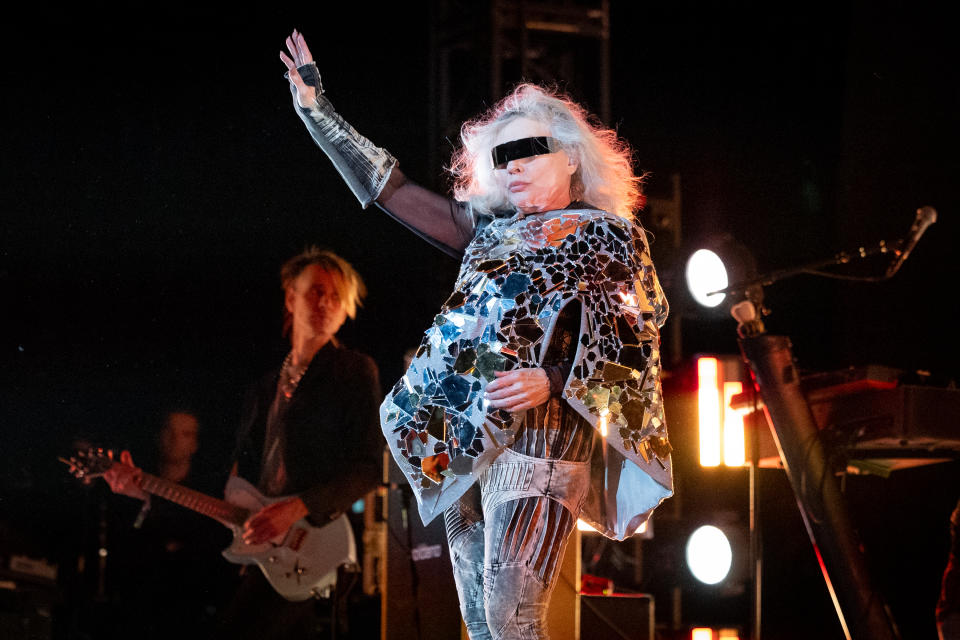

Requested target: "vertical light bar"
[
  {"left": 697, "top": 357, "right": 722, "bottom": 466},
  {"left": 691, "top": 628, "right": 715, "bottom": 640},
  {"left": 722, "top": 381, "right": 746, "bottom": 466}
]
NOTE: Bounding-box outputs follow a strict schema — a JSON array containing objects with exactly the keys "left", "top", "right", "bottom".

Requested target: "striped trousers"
[{"left": 444, "top": 448, "right": 591, "bottom": 640}]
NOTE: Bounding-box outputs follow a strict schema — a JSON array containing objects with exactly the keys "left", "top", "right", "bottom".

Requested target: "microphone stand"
[
  {"left": 709, "top": 214, "right": 938, "bottom": 640},
  {"left": 713, "top": 206, "right": 937, "bottom": 298},
  {"left": 715, "top": 237, "right": 895, "bottom": 300}
]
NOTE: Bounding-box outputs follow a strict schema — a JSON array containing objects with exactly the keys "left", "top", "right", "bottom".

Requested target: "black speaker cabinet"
[
  {"left": 0, "top": 585, "right": 54, "bottom": 640},
  {"left": 580, "top": 593, "right": 654, "bottom": 640},
  {"left": 383, "top": 456, "right": 462, "bottom": 640}
]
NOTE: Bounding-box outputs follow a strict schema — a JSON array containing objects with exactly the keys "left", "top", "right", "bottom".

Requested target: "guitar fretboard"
[{"left": 139, "top": 473, "right": 249, "bottom": 527}]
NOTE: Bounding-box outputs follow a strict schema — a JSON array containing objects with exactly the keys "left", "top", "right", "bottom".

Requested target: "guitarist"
[{"left": 106, "top": 247, "right": 383, "bottom": 639}]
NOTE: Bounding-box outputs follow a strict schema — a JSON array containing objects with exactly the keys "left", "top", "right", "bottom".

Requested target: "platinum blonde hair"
[
  {"left": 280, "top": 247, "right": 366, "bottom": 335},
  {"left": 449, "top": 84, "right": 644, "bottom": 218}
]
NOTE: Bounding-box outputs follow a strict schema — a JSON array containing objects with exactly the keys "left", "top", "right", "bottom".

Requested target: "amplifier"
[
  {"left": 0, "top": 584, "right": 54, "bottom": 640},
  {"left": 383, "top": 454, "right": 462, "bottom": 640},
  {"left": 580, "top": 593, "right": 654, "bottom": 640}
]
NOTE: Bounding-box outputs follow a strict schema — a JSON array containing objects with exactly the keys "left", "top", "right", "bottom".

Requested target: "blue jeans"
[{"left": 444, "top": 449, "right": 590, "bottom": 639}]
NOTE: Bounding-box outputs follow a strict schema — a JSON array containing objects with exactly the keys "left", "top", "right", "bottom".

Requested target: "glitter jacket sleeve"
[
  {"left": 288, "top": 63, "right": 476, "bottom": 257},
  {"left": 288, "top": 63, "right": 396, "bottom": 209}
]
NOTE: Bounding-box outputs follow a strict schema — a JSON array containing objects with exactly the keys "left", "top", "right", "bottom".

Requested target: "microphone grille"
[{"left": 917, "top": 205, "right": 938, "bottom": 225}]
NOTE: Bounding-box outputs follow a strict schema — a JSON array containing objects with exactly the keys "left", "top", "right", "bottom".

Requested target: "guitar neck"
[{"left": 138, "top": 472, "right": 248, "bottom": 527}]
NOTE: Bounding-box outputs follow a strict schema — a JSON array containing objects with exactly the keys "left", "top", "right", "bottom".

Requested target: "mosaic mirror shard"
[{"left": 380, "top": 209, "right": 671, "bottom": 522}]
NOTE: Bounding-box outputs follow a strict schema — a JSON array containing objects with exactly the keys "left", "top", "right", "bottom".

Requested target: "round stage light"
[
  {"left": 685, "top": 249, "right": 728, "bottom": 308},
  {"left": 685, "top": 525, "right": 733, "bottom": 585}
]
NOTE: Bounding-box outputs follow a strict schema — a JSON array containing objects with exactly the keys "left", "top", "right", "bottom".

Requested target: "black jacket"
[{"left": 231, "top": 342, "right": 382, "bottom": 522}]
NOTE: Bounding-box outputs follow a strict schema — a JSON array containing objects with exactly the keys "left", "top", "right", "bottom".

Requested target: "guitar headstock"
[{"left": 59, "top": 448, "right": 115, "bottom": 481}]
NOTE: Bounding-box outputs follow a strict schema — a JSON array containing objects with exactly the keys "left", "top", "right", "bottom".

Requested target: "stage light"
[
  {"left": 697, "top": 356, "right": 748, "bottom": 467},
  {"left": 686, "top": 525, "right": 733, "bottom": 585},
  {"left": 697, "top": 357, "right": 722, "bottom": 466},
  {"left": 722, "top": 381, "right": 746, "bottom": 467},
  {"left": 691, "top": 629, "right": 741, "bottom": 640},
  {"left": 677, "top": 234, "right": 761, "bottom": 317},
  {"left": 685, "top": 249, "right": 728, "bottom": 308}
]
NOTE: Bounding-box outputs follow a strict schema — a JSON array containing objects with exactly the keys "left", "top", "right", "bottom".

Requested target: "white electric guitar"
[{"left": 61, "top": 448, "right": 356, "bottom": 601}]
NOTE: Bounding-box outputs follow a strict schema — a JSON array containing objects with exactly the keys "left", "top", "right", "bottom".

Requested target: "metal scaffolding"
[{"left": 428, "top": 0, "right": 611, "bottom": 188}]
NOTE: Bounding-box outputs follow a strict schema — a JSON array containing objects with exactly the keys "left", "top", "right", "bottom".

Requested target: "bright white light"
[
  {"left": 686, "top": 525, "right": 733, "bottom": 585},
  {"left": 685, "top": 250, "right": 728, "bottom": 308}
]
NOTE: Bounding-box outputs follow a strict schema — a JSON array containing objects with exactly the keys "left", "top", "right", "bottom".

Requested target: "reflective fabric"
[
  {"left": 382, "top": 208, "right": 673, "bottom": 538},
  {"left": 445, "top": 449, "right": 590, "bottom": 640},
  {"left": 289, "top": 63, "right": 397, "bottom": 209}
]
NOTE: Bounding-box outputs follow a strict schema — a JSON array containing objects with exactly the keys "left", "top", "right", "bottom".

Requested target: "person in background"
[
  {"left": 106, "top": 408, "right": 230, "bottom": 640},
  {"left": 107, "top": 248, "right": 383, "bottom": 639}
]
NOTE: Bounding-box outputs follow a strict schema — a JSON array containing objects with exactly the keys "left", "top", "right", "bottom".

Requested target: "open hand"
[
  {"left": 242, "top": 496, "right": 309, "bottom": 545},
  {"left": 102, "top": 450, "right": 148, "bottom": 500},
  {"left": 279, "top": 29, "right": 316, "bottom": 109},
  {"left": 485, "top": 368, "right": 551, "bottom": 412}
]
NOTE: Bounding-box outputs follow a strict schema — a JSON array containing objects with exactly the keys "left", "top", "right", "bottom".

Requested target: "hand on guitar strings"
[
  {"left": 103, "top": 450, "right": 149, "bottom": 500},
  {"left": 242, "top": 496, "right": 310, "bottom": 545}
]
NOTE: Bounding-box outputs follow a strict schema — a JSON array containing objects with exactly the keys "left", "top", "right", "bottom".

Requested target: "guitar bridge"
[{"left": 287, "top": 527, "right": 307, "bottom": 552}]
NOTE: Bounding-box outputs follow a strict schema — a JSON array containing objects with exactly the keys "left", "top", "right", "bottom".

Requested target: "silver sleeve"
[{"left": 289, "top": 62, "right": 397, "bottom": 209}]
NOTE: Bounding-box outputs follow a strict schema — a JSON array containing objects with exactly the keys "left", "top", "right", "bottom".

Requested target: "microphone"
[
  {"left": 886, "top": 206, "right": 937, "bottom": 277},
  {"left": 133, "top": 495, "right": 152, "bottom": 529},
  {"left": 730, "top": 300, "right": 765, "bottom": 338}
]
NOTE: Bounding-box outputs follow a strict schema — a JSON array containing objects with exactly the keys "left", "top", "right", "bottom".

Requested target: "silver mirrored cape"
[{"left": 382, "top": 209, "right": 673, "bottom": 539}]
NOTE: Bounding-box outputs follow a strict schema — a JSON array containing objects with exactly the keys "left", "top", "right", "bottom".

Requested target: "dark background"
[{"left": 1, "top": 1, "right": 956, "bottom": 638}]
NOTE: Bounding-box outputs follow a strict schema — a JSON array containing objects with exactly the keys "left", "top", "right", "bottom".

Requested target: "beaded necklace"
[{"left": 279, "top": 351, "right": 309, "bottom": 399}]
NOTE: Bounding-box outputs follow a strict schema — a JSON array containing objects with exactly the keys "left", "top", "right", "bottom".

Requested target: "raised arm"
[{"left": 280, "top": 30, "right": 475, "bottom": 257}]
